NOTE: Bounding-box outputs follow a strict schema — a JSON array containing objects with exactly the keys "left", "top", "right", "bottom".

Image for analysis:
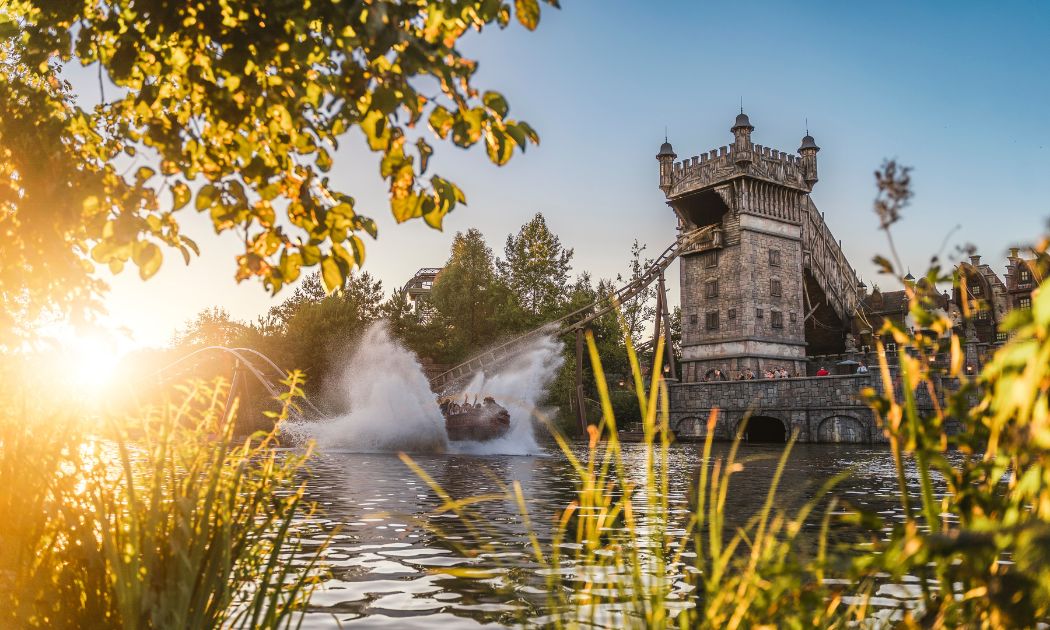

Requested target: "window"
[
  {"left": 769, "top": 249, "right": 781, "bottom": 267},
  {"left": 1019, "top": 269, "right": 1032, "bottom": 285},
  {"left": 770, "top": 278, "right": 782, "bottom": 297},
  {"left": 971, "top": 283, "right": 982, "bottom": 296},
  {"left": 1018, "top": 296, "right": 1032, "bottom": 310},
  {"left": 705, "top": 280, "right": 719, "bottom": 298},
  {"left": 690, "top": 314, "right": 698, "bottom": 326},
  {"left": 705, "top": 311, "right": 720, "bottom": 330},
  {"left": 976, "top": 308, "right": 989, "bottom": 320},
  {"left": 771, "top": 311, "right": 784, "bottom": 329},
  {"left": 702, "top": 250, "right": 719, "bottom": 268},
  {"left": 756, "top": 308, "right": 764, "bottom": 319},
  {"left": 790, "top": 312, "right": 797, "bottom": 323},
  {"left": 996, "top": 331, "right": 1008, "bottom": 342},
  {"left": 885, "top": 342, "right": 897, "bottom": 354},
  {"left": 728, "top": 308, "right": 737, "bottom": 320}
]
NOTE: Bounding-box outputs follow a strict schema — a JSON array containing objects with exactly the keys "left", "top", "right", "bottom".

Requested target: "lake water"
[{"left": 293, "top": 441, "right": 938, "bottom": 628}]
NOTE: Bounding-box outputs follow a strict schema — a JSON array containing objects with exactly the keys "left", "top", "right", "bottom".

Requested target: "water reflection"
[{"left": 296, "top": 443, "right": 953, "bottom": 628}]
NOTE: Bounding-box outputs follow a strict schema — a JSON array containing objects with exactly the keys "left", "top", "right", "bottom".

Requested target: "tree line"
[{"left": 160, "top": 213, "right": 680, "bottom": 431}]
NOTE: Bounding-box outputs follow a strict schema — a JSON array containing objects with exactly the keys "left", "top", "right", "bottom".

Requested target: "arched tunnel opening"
[{"left": 743, "top": 416, "right": 787, "bottom": 443}]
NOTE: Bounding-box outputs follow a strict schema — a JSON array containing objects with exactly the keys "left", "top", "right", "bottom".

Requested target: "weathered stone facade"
[
  {"left": 658, "top": 114, "right": 861, "bottom": 381},
  {"left": 669, "top": 372, "right": 955, "bottom": 444}
]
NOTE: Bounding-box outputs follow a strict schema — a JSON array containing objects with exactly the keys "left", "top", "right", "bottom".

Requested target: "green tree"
[
  {"left": 277, "top": 273, "right": 386, "bottom": 400},
  {"left": 617, "top": 240, "right": 657, "bottom": 345},
  {"left": 0, "top": 0, "right": 555, "bottom": 339},
  {"left": 430, "top": 228, "right": 515, "bottom": 360},
  {"left": 497, "top": 212, "right": 574, "bottom": 319},
  {"left": 172, "top": 307, "right": 243, "bottom": 348}
]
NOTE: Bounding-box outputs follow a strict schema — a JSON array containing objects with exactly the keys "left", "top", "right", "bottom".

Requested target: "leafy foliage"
[{"left": 0, "top": 0, "right": 556, "bottom": 338}]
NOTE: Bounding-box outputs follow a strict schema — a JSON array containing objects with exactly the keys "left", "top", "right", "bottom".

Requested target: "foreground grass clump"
[{"left": 0, "top": 375, "right": 321, "bottom": 629}]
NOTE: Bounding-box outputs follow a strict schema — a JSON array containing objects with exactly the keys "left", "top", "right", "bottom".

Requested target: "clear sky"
[{"left": 74, "top": 0, "right": 1050, "bottom": 348}]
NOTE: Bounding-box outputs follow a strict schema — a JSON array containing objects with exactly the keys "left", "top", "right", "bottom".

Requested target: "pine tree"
[{"left": 497, "top": 213, "right": 574, "bottom": 319}]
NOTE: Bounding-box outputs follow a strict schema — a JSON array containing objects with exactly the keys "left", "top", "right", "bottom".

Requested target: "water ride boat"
[{"left": 440, "top": 396, "right": 511, "bottom": 442}]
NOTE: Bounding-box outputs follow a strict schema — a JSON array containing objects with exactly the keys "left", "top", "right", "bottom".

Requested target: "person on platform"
[
  {"left": 856, "top": 362, "right": 869, "bottom": 374},
  {"left": 816, "top": 366, "right": 830, "bottom": 376},
  {"left": 745, "top": 368, "right": 755, "bottom": 380}
]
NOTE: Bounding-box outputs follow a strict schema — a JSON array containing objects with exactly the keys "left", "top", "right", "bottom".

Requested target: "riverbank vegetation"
[{"left": 0, "top": 374, "right": 321, "bottom": 628}]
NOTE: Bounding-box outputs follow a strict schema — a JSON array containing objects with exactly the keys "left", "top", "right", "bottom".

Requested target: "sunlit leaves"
[
  {"left": 1, "top": 0, "right": 557, "bottom": 336},
  {"left": 515, "top": 0, "right": 541, "bottom": 30}
]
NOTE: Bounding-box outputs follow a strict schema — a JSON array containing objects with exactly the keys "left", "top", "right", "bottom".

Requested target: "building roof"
[
  {"left": 799, "top": 134, "right": 819, "bottom": 151},
  {"left": 658, "top": 140, "right": 675, "bottom": 157},
  {"left": 731, "top": 112, "right": 753, "bottom": 131}
]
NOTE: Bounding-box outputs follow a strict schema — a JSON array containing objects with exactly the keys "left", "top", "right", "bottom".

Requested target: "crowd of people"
[{"left": 700, "top": 362, "right": 867, "bottom": 382}]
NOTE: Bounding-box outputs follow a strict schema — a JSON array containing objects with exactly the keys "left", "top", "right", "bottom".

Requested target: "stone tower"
[{"left": 657, "top": 113, "right": 860, "bottom": 382}]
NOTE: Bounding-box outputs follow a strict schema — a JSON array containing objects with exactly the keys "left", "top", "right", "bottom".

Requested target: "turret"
[
  {"left": 731, "top": 112, "right": 754, "bottom": 166},
  {"left": 657, "top": 138, "right": 676, "bottom": 195},
  {"left": 798, "top": 132, "right": 820, "bottom": 189}
]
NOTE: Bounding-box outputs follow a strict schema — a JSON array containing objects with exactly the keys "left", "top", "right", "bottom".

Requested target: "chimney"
[
  {"left": 1009, "top": 247, "right": 1020, "bottom": 259},
  {"left": 969, "top": 254, "right": 982, "bottom": 267}
]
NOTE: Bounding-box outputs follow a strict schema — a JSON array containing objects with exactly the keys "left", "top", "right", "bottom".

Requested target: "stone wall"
[{"left": 668, "top": 372, "right": 956, "bottom": 444}]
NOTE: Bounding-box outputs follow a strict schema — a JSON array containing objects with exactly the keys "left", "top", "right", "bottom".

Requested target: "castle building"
[{"left": 658, "top": 113, "right": 861, "bottom": 381}]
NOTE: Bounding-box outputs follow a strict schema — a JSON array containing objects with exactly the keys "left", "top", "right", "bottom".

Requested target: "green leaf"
[
  {"left": 135, "top": 166, "right": 156, "bottom": 183},
  {"left": 515, "top": 0, "right": 540, "bottom": 30},
  {"left": 482, "top": 91, "right": 509, "bottom": 118},
  {"left": 416, "top": 138, "right": 433, "bottom": 174},
  {"left": 196, "top": 184, "right": 218, "bottom": 211},
  {"left": 361, "top": 110, "right": 390, "bottom": 151},
  {"left": 134, "top": 241, "right": 163, "bottom": 280},
  {"left": 171, "top": 181, "right": 191, "bottom": 210},
  {"left": 321, "top": 256, "right": 342, "bottom": 293},
  {"left": 428, "top": 106, "right": 454, "bottom": 139},
  {"left": 316, "top": 149, "right": 332, "bottom": 172},
  {"left": 1033, "top": 285, "right": 1050, "bottom": 328},
  {"left": 349, "top": 235, "right": 365, "bottom": 266}
]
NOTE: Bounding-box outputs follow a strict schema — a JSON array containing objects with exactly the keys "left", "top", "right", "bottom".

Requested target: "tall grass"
[{"left": 0, "top": 373, "right": 322, "bottom": 629}]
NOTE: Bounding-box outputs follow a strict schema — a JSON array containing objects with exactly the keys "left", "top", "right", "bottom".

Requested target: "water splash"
[
  {"left": 285, "top": 322, "right": 562, "bottom": 456},
  {"left": 448, "top": 334, "right": 563, "bottom": 456},
  {"left": 285, "top": 323, "right": 448, "bottom": 453}
]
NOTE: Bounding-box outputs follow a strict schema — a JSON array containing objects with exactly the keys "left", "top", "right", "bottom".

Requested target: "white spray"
[{"left": 286, "top": 322, "right": 562, "bottom": 456}]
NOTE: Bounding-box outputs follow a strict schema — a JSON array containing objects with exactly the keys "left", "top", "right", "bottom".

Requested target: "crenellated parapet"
[{"left": 667, "top": 142, "right": 812, "bottom": 199}]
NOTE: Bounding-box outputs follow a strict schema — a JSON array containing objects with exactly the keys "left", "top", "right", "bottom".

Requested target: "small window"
[
  {"left": 789, "top": 312, "right": 797, "bottom": 323},
  {"left": 690, "top": 314, "right": 698, "bottom": 326},
  {"left": 702, "top": 250, "right": 719, "bottom": 268},
  {"left": 728, "top": 308, "right": 737, "bottom": 320},
  {"left": 971, "top": 283, "right": 982, "bottom": 296},
  {"left": 996, "top": 331, "right": 1008, "bottom": 342},
  {"left": 770, "top": 279, "right": 782, "bottom": 297},
  {"left": 976, "top": 308, "right": 989, "bottom": 320},
  {"left": 885, "top": 342, "right": 897, "bottom": 354},
  {"left": 1019, "top": 296, "right": 1032, "bottom": 309},
  {"left": 1019, "top": 269, "right": 1032, "bottom": 283},
  {"left": 705, "top": 311, "right": 720, "bottom": 330},
  {"left": 705, "top": 280, "right": 719, "bottom": 298},
  {"left": 769, "top": 249, "right": 781, "bottom": 267},
  {"left": 756, "top": 308, "right": 764, "bottom": 319},
  {"left": 771, "top": 311, "right": 783, "bottom": 329}
]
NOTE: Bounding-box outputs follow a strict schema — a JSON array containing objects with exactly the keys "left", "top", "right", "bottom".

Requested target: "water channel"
[{"left": 293, "top": 442, "right": 943, "bottom": 628}]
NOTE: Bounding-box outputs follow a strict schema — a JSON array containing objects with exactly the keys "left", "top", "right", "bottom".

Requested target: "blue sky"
[{"left": 85, "top": 0, "right": 1050, "bottom": 346}]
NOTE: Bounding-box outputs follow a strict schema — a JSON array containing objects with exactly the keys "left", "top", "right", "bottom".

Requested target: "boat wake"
[{"left": 283, "top": 322, "right": 562, "bottom": 456}]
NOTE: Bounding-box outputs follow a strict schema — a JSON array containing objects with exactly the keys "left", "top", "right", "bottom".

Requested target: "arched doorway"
[
  {"left": 817, "top": 416, "right": 866, "bottom": 443},
  {"left": 743, "top": 416, "right": 786, "bottom": 443}
]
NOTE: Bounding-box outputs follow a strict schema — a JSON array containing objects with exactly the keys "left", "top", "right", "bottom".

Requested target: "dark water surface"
[{"left": 295, "top": 442, "right": 938, "bottom": 628}]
